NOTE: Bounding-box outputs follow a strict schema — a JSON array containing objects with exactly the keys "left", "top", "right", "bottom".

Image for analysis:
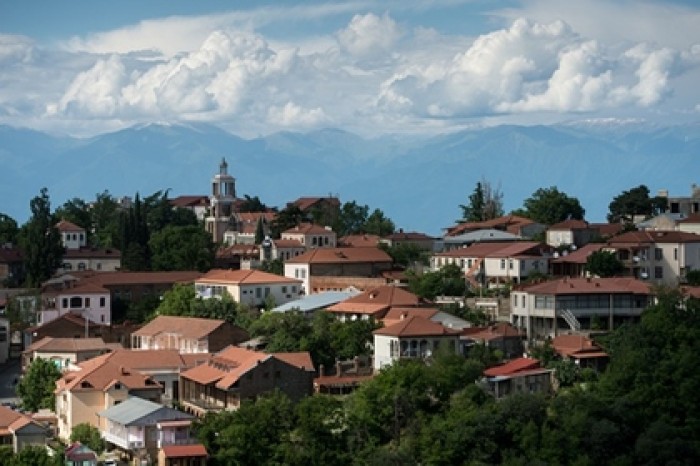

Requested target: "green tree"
[
  {"left": 0, "top": 213, "right": 19, "bottom": 245},
  {"left": 119, "top": 193, "right": 150, "bottom": 271},
  {"left": 19, "top": 188, "right": 64, "bottom": 287},
  {"left": 335, "top": 201, "right": 369, "bottom": 236},
  {"left": 0, "top": 445, "right": 62, "bottom": 466},
  {"left": 270, "top": 205, "right": 304, "bottom": 239},
  {"left": 685, "top": 269, "right": 700, "bottom": 286},
  {"left": 70, "top": 423, "right": 105, "bottom": 453},
  {"left": 54, "top": 197, "right": 92, "bottom": 232},
  {"left": 239, "top": 194, "right": 268, "bottom": 213},
  {"left": 152, "top": 283, "right": 249, "bottom": 325},
  {"left": 90, "top": 190, "right": 121, "bottom": 248},
  {"left": 460, "top": 179, "right": 505, "bottom": 223},
  {"left": 518, "top": 186, "right": 585, "bottom": 225},
  {"left": 607, "top": 184, "right": 666, "bottom": 223},
  {"left": 585, "top": 250, "right": 624, "bottom": 277},
  {"left": 17, "top": 357, "right": 62, "bottom": 411},
  {"left": 260, "top": 259, "right": 284, "bottom": 276},
  {"left": 364, "top": 209, "right": 395, "bottom": 237},
  {"left": 407, "top": 264, "right": 466, "bottom": 300},
  {"left": 149, "top": 225, "right": 215, "bottom": 272},
  {"left": 461, "top": 181, "right": 486, "bottom": 222},
  {"left": 380, "top": 242, "right": 429, "bottom": 268},
  {"left": 254, "top": 217, "right": 265, "bottom": 244}
]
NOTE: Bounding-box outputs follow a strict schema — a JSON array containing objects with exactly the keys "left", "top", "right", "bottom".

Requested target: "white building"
[{"left": 195, "top": 269, "right": 302, "bottom": 308}]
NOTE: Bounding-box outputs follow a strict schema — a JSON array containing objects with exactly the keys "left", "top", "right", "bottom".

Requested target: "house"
[
  {"left": 65, "top": 442, "right": 98, "bottom": 466},
  {"left": 224, "top": 211, "right": 276, "bottom": 246},
  {"left": 131, "top": 315, "right": 249, "bottom": 354},
  {"left": 379, "top": 230, "right": 436, "bottom": 252},
  {"left": 545, "top": 219, "right": 599, "bottom": 248},
  {"left": 444, "top": 215, "right": 546, "bottom": 239},
  {"left": 194, "top": 269, "right": 302, "bottom": 308},
  {"left": 482, "top": 357, "right": 553, "bottom": 399},
  {"left": 281, "top": 223, "right": 337, "bottom": 250},
  {"left": 21, "top": 337, "right": 119, "bottom": 372},
  {"left": 38, "top": 281, "right": 112, "bottom": 326},
  {"left": 373, "top": 316, "right": 461, "bottom": 370},
  {"left": 271, "top": 288, "right": 362, "bottom": 316},
  {"left": 54, "top": 352, "right": 163, "bottom": 441},
  {"left": 551, "top": 334, "right": 608, "bottom": 371},
  {"left": 283, "top": 247, "right": 393, "bottom": 294},
  {"left": 56, "top": 220, "right": 121, "bottom": 274},
  {"left": 314, "top": 356, "right": 375, "bottom": 395},
  {"left": 0, "top": 405, "right": 49, "bottom": 453},
  {"left": 89, "top": 349, "right": 211, "bottom": 405},
  {"left": 510, "top": 277, "right": 653, "bottom": 340},
  {"left": 326, "top": 285, "right": 429, "bottom": 322},
  {"left": 549, "top": 243, "right": 605, "bottom": 278},
  {"left": 605, "top": 230, "right": 700, "bottom": 285},
  {"left": 658, "top": 183, "right": 700, "bottom": 215},
  {"left": 158, "top": 444, "right": 208, "bottom": 466},
  {"left": 24, "top": 313, "right": 112, "bottom": 349},
  {"left": 179, "top": 346, "right": 315, "bottom": 416},
  {"left": 462, "top": 322, "right": 525, "bottom": 359},
  {"left": 169, "top": 195, "right": 210, "bottom": 221},
  {"left": 431, "top": 241, "right": 553, "bottom": 288},
  {"left": 381, "top": 307, "right": 471, "bottom": 330},
  {"left": 442, "top": 229, "right": 522, "bottom": 251},
  {"left": 98, "top": 396, "right": 201, "bottom": 464},
  {"left": 214, "top": 243, "right": 260, "bottom": 270},
  {"left": 338, "top": 234, "right": 381, "bottom": 248},
  {"left": 259, "top": 238, "right": 306, "bottom": 263}
]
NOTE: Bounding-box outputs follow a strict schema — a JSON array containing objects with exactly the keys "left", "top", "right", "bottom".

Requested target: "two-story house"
[
  {"left": 21, "top": 337, "right": 118, "bottom": 372},
  {"left": 38, "top": 281, "right": 112, "bottom": 327},
  {"left": 606, "top": 230, "right": 700, "bottom": 285},
  {"left": 546, "top": 219, "right": 599, "bottom": 248},
  {"left": 179, "top": 346, "right": 315, "bottom": 416},
  {"left": 373, "top": 316, "right": 461, "bottom": 371},
  {"left": 281, "top": 223, "right": 337, "bottom": 250},
  {"left": 194, "top": 269, "right": 303, "bottom": 308},
  {"left": 57, "top": 220, "right": 122, "bottom": 274},
  {"left": 55, "top": 353, "right": 163, "bottom": 442},
  {"left": 0, "top": 405, "right": 49, "bottom": 454},
  {"left": 482, "top": 357, "right": 553, "bottom": 399},
  {"left": 431, "top": 241, "right": 554, "bottom": 288},
  {"left": 283, "top": 247, "right": 393, "bottom": 294},
  {"left": 510, "top": 277, "right": 652, "bottom": 340},
  {"left": 131, "top": 315, "right": 249, "bottom": 355}
]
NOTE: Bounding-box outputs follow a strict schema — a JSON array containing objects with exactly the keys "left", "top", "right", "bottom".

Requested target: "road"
[{"left": 0, "top": 358, "right": 21, "bottom": 406}]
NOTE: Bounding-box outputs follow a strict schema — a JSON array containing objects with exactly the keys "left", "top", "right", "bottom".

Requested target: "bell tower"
[{"left": 206, "top": 158, "right": 236, "bottom": 244}]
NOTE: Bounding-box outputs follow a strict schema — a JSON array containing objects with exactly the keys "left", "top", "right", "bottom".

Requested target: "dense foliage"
[
  {"left": 17, "top": 357, "right": 62, "bottom": 411},
  {"left": 194, "top": 291, "right": 700, "bottom": 465},
  {"left": 407, "top": 264, "right": 466, "bottom": 300},
  {"left": 70, "top": 423, "right": 105, "bottom": 453},
  {"left": 516, "top": 186, "right": 585, "bottom": 225},
  {"left": 607, "top": 184, "right": 667, "bottom": 223},
  {"left": 585, "top": 250, "right": 625, "bottom": 277},
  {"left": 459, "top": 179, "right": 505, "bottom": 222}
]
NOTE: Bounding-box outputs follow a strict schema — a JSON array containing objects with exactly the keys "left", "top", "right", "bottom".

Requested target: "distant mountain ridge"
[{"left": 1, "top": 122, "right": 698, "bottom": 235}]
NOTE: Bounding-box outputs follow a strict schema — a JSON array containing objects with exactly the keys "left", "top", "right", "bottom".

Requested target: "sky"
[{"left": 1, "top": 0, "right": 700, "bottom": 138}]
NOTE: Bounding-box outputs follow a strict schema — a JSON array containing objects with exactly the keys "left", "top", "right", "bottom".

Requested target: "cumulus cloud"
[
  {"left": 337, "top": 12, "right": 402, "bottom": 62},
  {"left": 267, "top": 102, "right": 329, "bottom": 127}
]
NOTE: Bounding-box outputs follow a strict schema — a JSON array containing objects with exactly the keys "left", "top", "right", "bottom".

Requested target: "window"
[
  {"left": 500, "top": 259, "right": 506, "bottom": 270},
  {"left": 674, "top": 248, "right": 678, "bottom": 261},
  {"left": 655, "top": 248, "right": 663, "bottom": 260},
  {"left": 508, "top": 259, "right": 513, "bottom": 270},
  {"left": 282, "top": 286, "right": 287, "bottom": 293},
  {"left": 522, "top": 295, "right": 526, "bottom": 307},
  {"left": 100, "top": 297, "right": 106, "bottom": 307},
  {"left": 256, "top": 288, "right": 262, "bottom": 298},
  {"left": 292, "top": 286, "right": 297, "bottom": 293},
  {"left": 655, "top": 266, "right": 663, "bottom": 279},
  {"left": 324, "top": 237, "right": 329, "bottom": 245},
  {"left": 62, "top": 298, "right": 68, "bottom": 308},
  {"left": 70, "top": 297, "right": 82, "bottom": 308},
  {"left": 264, "top": 287, "right": 270, "bottom": 297},
  {"left": 96, "top": 263, "right": 102, "bottom": 270},
  {"left": 85, "top": 298, "right": 90, "bottom": 307},
  {"left": 78, "top": 262, "right": 86, "bottom": 271}
]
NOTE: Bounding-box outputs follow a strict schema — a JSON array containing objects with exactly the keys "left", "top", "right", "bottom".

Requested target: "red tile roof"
[
  {"left": 285, "top": 247, "right": 392, "bottom": 264},
  {"left": 272, "top": 239, "right": 304, "bottom": 249},
  {"left": 55, "top": 352, "right": 162, "bottom": 393},
  {"left": 283, "top": 223, "right": 335, "bottom": 235},
  {"left": 434, "top": 241, "right": 549, "bottom": 259},
  {"left": 63, "top": 247, "right": 121, "bottom": 259},
  {"left": 381, "top": 307, "right": 440, "bottom": 327},
  {"left": 374, "top": 316, "right": 459, "bottom": 337},
  {"left": 465, "top": 322, "right": 524, "bottom": 341},
  {"left": 551, "top": 334, "right": 608, "bottom": 359},
  {"left": 161, "top": 444, "right": 208, "bottom": 458},
  {"left": 678, "top": 213, "right": 700, "bottom": 224},
  {"left": 56, "top": 220, "right": 84, "bottom": 232},
  {"left": 483, "top": 357, "right": 542, "bottom": 377},
  {"left": 68, "top": 271, "right": 203, "bottom": 286},
  {"left": 132, "top": 315, "right": 226, "bottom": 339},
  {"left": 290, "top": 197, "right": 340, "bottom": 212},
  {"left": 327, "top": 285, "right": 425, "bottom": 316},
  {"left": 549, "top": 243, "right": 604, "bottom": 264},
  {"left": 23, "top": 337, "right": 113, "bottom": 354},
  {"left": 548, "top": 219, "right": 590, "bottom": 230},
  {"left": 517, "top": 277, "right": 651, "bottom": 295},
  {"left": 169, "top": 195, "right": 209, "bottom": 208},
  {"left": 608, "top": 230, "right": 700, "bottom": 246},
  {"left": 338, "top": 234, "right": 381, "bottom": 247},
  {"left": 446, "top": 215, "right": 537, "bottom": 237}
]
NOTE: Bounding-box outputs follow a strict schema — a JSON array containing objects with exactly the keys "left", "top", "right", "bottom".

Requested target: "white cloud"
[
  {"left": 267, "top": 101, "right": 329, "bottom": 127},
  {"left": 337, "top": 12, "right": 403, "bottom": 62},
  {"left": 0, "top": 34, "right": 34, "bottom": 64}
]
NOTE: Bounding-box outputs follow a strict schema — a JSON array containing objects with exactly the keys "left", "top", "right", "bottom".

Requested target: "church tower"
[{"left": 206, "top": 158, "right": 236, "bottom": 244}]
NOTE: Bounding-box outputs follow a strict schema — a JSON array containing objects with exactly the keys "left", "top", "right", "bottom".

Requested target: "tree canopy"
[
  {"left": 0, "top": 213, "right": 20, "bottom": 245},
  {"left": 17, "top": 357, "right": 62, "bottom": 411},
  {"left": 459, "top": 179, "right": 504, "bottom": 223},
  {"left": 607, "top": 184, "right": 667, "bottom": 223},
  {"left": 19, "top": 188, "right": 64, "bottom": 287},
  {"left": 585, "top": 250, "right": 624, "bottom": 277},
  {"left": 149, "top": 225, "right": 215, "bottom": 272},
  {"left": 517, "top": 186, "right": 585, "bottom": 225},
  {"left": 70, "top": 423, "right": 105, "bottom": 453}
]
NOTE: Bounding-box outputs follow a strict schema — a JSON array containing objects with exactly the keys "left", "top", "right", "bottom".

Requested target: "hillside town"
[{"left": 1, "top": 159, "right": 700, "bottom": 465}]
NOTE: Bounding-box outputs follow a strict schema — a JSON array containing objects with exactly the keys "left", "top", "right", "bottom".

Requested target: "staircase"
[{"left": 557, "top": 308, "right": 581, "bottom": 332}]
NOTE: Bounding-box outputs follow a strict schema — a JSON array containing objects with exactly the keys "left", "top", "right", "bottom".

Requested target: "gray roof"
[
  {"left": 98, "top": 396, "right": 193, "bottom": 426},
  {"left": 271, "top": 288, "right": 361, "bottom": 314},
  {"left": 636, "top": 213, "right": 687, "bottom": 228},
  {"left": 443, "top": 229, "right": 522, "bottom": 244}
]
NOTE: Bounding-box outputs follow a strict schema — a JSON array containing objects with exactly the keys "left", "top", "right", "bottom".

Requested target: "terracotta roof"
[
  {"left": 548, "top": 219, "right": 590, "bottom": 230},
  {"left": 161, "top": 444, "right": 208, "bottom": 458},
  {"left": 285, "top": 247, "right": 392, "bottom": 264},
  {"left": 608, "top": 230, "right": 700, "bottom": 246},
  {"left": 0, "top": 405, "right": 40, "bottom": 433},
  {"left": 338, "top": 234, "right": 381, "bottom": 247},
  {"left": 327, "top": 285, "right": 425, "bottom": 315},
  {"left": 66, "top": 271, "right": 202, "bottom": 287},
  {"left": 518, "top": 277, "right": 651, "bottom": 295},
  {"left": 197, "top": 269, "right": 302, "bottom": 285},
  {"left": 23, "top": 337, "right": 112, "bottom": 354},
  {"left": 374, "top": 316, "right": 460, "bottom": 337},
  {"left": 381, "top": 307, "right": 440, "bottom": 327},
  {"left": 55, "top": 352, "right": 161, "bottom": 393},
  {"left": 314, "top": 373, "right": 375, "bottom": 388},
  {"left": 589, "top": 223, "right": 624, "bottom": 237},
  {"left": 677, "top": 213, "right": 700, "bottom": 224},
  {"left": 682, "top": 286, "right": 700, "bottom": 299},
  {"left": 132, "top": 315, "right": 226, "bottom": 339},
  {"left": 465, "top": 322, "right": 524, "bottom": 341},
  {"left": 272, "top": 352, "right": 315, "bottom": 371},
  {"left": 272, "top": 239, "right": 304, "bottom": 249},
  {"left": 216, "top": 244, "right": 259, "bottom": 258},
  {"left": 282, "top": 222, "right": 335, "bottom": 235},
  {"left": 446, "top": 215, "right": 537, "bottom": 237},
  {"left": 551, "top": 334, "right": 608, "bottom": 359},
  {"left": 290, "top": 196, "right": 340, "bottom": 212},
  {"left": 484, "top": 357, "right": 543, "bottom": 377},
  {"left": 25, "top": 312, "right": 105, "bottom": 334},
  {"left": 169, "top": 195, "right": 209, "bottom": 208},
  {"left": 434, "top": 241, "right": 549, "bottom": 259},
  {"left": 105, "top": 349, "right": 204, "bottom": 371},
  {"left": 549, "top": 243, "right": 604, "bottom": 264},
  {"left": 56, "top": 220, "right": 84, "bottom": 232}
]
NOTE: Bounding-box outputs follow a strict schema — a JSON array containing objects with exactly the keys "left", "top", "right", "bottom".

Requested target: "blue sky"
[{"left": 1, "top": 0, "right": 699, "bottom": 137}]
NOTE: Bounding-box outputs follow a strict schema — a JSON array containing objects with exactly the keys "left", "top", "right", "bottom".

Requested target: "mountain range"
[{"left": 1, "top": 121, "right": 698, "bottom": 236}]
